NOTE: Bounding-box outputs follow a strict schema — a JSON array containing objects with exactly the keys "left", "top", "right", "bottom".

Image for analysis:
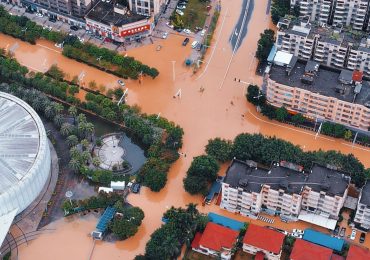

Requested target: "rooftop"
[
  {"left": 243, "top": 224, "right": 285, "bottom": 254},
  {"left": 198, "top": 222, "right": 239, "bottom": 252},
  {"left": 85, "top": 1, "right": 147, "bottom": 27},
  {"left": 223, "top": 160, "right": 349, "bottom": 196},
  {"left": 290, "top": 239, "right": 333, "bottom": 260},
  {"left": 347, "top": 245, "right": 370, "bottom": 260},
  {"left": 208, "top": 212, "right": 245, "bottom": 231},
  {"left": 302, "top": 229, "right": 344, "bottom": 252},
  {"left": 269, "top": 59, "right": 370, "bottom": 107},
  {"left": 0, "top": 92, "right": 42, "bottom": 193},
  {"left": 359, "top": 181, "right": 370, "bottom": 206}
]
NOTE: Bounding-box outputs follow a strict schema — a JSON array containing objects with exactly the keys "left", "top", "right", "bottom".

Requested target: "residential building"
[
  {"left": 242, "top": 224, "right": 285, "bottom": 260},
  {"left": 127, "top": 0, "right": 166, "bottom": 17},
  {"left": 265, "top": 53, "right": 370, "bottom": 131},
  {"left": 347, "top": 245, "right": 370, "bottom": 259},
  {"left": 191, "top": 222, "right": 238, "bottom": 260},
  {"left": 290, "top": 239, "right": 333, "bottom": 260},
  {"left": 85, "top": 1, "right": 153, "bottom": 42},
  {"left": 221, "top": 159, "right": 350, "bottom": 229},
  {"left": 354, "top": 181, "right": 370, "bottom": 230},
  {"left": 291, "top": 0, "right": 370, "bottom": 31}
]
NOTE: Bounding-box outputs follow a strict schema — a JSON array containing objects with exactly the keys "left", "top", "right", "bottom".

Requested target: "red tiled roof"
[
  {"left": 330, "top": 254, "right": 344, "bottom": 260},
  {"left": 191, "top": 232, "right": 202, "bottom": 249},
  {"left": 290, "top": 239, "right": 333, "bottom": 260},
  {"left": 199, "top": 222, "right": 239, "bottom": 252},
  {"left": 243, "top": 224, "right": 285, "bottom": 254},
  {"left": 255, "top": 251, "right": 265, "bottom": 260},
  {"left": 352, "top": 70, "right": 363, "bottom": 82},
  {"left": 347, "top": 245, "right": 370, "bottom": 260}
]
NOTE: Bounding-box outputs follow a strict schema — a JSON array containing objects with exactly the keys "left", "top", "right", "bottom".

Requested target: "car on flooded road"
[
  {"left": 118, "top": 79, "right": 125, "bottom": 87},
  {"left": 360, "top": 232, "right": 366, "bottom": 243},
  {"left": 182, "top": 37, "right": 189, "bottom": 46},
  {"left": 132, "top": 183, "right": 141, "bottom": 193}
]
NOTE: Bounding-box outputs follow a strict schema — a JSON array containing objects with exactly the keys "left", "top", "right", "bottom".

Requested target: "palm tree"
[
  {"left": 66, "top": 135, "right": 79, "bottom": 148},
  {"left": 45, "top": 105, "right": 55, "bottom": 119},
  {"left": 81, "top": 151, "right": 91, "bottom": 165},
  {"left": 69, "top": 147, "right": 81, "bottom": 159},
  {"left": 53, "top": 102, "right": 64, "bottom": 114},
  {"left": 78, "top": 122, "right": 87, "bottom": 138},
  {"left": 186, "top": 203, "right": 199, "bottom": 219},
  {"left": 68, "top": 106, "right": 78, "bottom": 124},
  {"left": 68, "top": 158, "right": 81, "bottom": 173},
  {"left": 163, "top": 235, "right": 180, "bottom": 259},
  {"left": 53, "top": 114, "right": 64, "bottom": 129},
  {"left": 92, "top": 157, "right": 101, "bottom": 167},
  {"left": 80, "top": 139, "right": 89, "bottom": 150},
  {"left": 77, "top": 113, "right": 87, "bottom": 124},
  {"left": 60, "top": 123, "right": 74, "bottom": 136},
  {"left": 32, "top": 98, "right": 43, "bottom": 112},
  {"left": 84, "top": 122, "right": 95, "bottom": 141}
]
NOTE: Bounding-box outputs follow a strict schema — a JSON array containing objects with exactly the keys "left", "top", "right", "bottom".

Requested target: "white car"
[
  {"left": 183, "top": 29, "right": 191, "bottom": 34},
  {"left": 177, "top": 5, "right": 186, "bottom": 9},
  {"left": 200, "top": 29, "right": 206, "bottom": 36},
  {"left": 165, "top": 22, "right": 174, "bottom": 29},
  {"left": 350, "top": 230, "right": 356, "bottom": 240},
  {"left": 78, "top": 37, "right": 84, "bottom": 43},
  {"left": 36, "top": 13, "right": 43, "bottom": 17},
  {"left": 54, "top": 43, "right": 63, "bottom": 48},
  {"left": 293, "top": 229, "right": 304, "bottom": 235},
  {"left": 162, "top": 32, "right": 168, "bottom": 39},
  {"left": 176, "top": 9, "right": 184, "bottom": 16}
]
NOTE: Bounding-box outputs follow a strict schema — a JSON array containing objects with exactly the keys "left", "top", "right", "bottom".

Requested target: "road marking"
[
  {"left": 20, "top": 62, "right": 44, "bottom": 72},
  {"left": 341, "top": 142, "right": 370, "bottom": 152},
  {"left": 247, "top": 110, "right": 335, "bottom": 142},
  {"left": 36, "top": 44, "right": 62, "bottom": 53},
  {"left": 196, "top": 7, "right": 229, "bottom": 81}
]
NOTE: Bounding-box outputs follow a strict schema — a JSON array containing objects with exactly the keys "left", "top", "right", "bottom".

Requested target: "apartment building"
[
  {"left": 85, "top": 1, "right": 152, "bottom": 42},
  {"left": 221, "top": 159, "right": 350, "bottom": 228},
  {"left": 127, "top": 0, "right": 166, "bottom": 17},
  {"left": 291, "top": 0, "right": 370, "bottom": 31},
  {"left": 265, "top": 53, "right": 370, "bottom": 131},
  {"left": 354, "top": 181, "right": 370, "bottom": 230}
]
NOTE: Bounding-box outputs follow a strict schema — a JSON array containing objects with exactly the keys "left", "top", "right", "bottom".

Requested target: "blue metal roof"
[
  {"left": 303, "top": 229, "right": 345, "bottom": 251},
  {"left": 267, "top": 45, "right": 277, "bottom": 63},
  {"left": 96, "top": 206, "right": 116, "bottom": 232},
  {"left": 206, "top": 181, "right": 222, "bottom": 200},
  {"left": 208, "top": 212, "right": 245, "bottom": 231}
]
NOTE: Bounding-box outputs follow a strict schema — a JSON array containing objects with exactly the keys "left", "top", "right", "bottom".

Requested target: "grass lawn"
[{"left": 177, "top": 0, "right": 209, "bottom": 30}]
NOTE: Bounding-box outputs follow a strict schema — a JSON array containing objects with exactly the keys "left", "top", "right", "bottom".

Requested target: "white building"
[
  {"left": 354, "top": 182, "right": 370, "bottom": 230},
  {"left": 0, "top": 92, "right": 51, "bottom": 247},
  {"left": 221, "top": 159, "right": 350, "bottom": 228},
  {"left": 128, "top": 0, "right": 167, "bottom": 17}
]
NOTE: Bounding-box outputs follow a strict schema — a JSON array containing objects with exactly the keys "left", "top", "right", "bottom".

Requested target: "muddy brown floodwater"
[{"left": 1, "top": 0, "right": 369, "bottom": 259}]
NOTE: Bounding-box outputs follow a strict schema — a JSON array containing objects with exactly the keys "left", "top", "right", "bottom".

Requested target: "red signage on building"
[{"left": 120, "top": 24, "right": 150, "bottom": 37}]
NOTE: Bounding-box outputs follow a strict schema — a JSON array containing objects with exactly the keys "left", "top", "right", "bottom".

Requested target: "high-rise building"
[
  {"left": 354, "top": 182, "right": 370, "bottom": 230},
  {"left": 127, "top": 0, "right": 166, "bottom": 17}
]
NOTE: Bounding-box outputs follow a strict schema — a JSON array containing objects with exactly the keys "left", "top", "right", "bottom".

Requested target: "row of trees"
[
  {"left": 256, "top": 29, "right": 275, "bottom": 62},
  {"left": 0, "top": 6, "right": 158, "bottom": 79},
  {"left": 0, "top": 53, "right": 183, "bottom": 191},
  {"left": 136, "top": 204, "right": 208, "bottom": 260}
]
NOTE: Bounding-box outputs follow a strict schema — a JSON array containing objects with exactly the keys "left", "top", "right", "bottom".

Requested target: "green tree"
[
  {"left": 246, "top": 85, "right": 266, "bottom": 106},
  {"left": 69, "top": 158, "right": 81, "bottom": 173},
  {"left": 66, "top": 135, "right": 79, "bottom": 147},
  {"left": 46, "top": 65, "right": 65, "bottom": 81},
  {"left": 60, "top": 122, "right": 74, "bottom": 136},
  {"left": 53, "top": 114, "right": 64, "bottom": 129},
  {"left": 205, "top": 138, "right": 233, "bottom": 162},
  {"left": 344, "top": 130, "right": 353, "bottom": 140},
  {"left": 291, "top": 113, "right": 305, "bottom": 125},
  {"left": 276, "top": 106, "right": 288, "bottom": 122},
  {"left": 256, "top": 29, "right": 275, "bottom": 62},
  {"left": 111, "top": 219, "right": 138, "bottom": 240}
]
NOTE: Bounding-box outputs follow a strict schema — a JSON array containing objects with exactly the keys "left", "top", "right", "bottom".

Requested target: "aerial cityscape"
[{"left": 0, "top": 0, "right": 369, "bottom": 259}]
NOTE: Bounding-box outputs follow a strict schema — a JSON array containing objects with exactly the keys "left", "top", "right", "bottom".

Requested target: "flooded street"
[{"left": 1, "top": 0, "right": 369, "bottom": 259}]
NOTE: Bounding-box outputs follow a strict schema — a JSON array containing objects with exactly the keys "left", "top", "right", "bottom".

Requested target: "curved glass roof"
[{"left": 0, "top": 93, "right": 40, "bottom": 191}]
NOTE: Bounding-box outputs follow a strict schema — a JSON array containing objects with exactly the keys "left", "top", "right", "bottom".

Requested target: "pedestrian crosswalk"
[{"left": 257, "top": 215, "right": 274, "bottom": 224}]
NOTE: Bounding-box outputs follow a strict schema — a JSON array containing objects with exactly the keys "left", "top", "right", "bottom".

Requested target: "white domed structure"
[{"left": 0, "top": 92, "right": 51, "bottom": 244}]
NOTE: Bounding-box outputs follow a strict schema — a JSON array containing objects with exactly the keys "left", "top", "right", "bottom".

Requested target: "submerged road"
[{"left": 1, "top": 0, "right": 368, "bottom": 259}]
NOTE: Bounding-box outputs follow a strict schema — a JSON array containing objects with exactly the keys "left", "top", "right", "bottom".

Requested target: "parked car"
[
  {"left": 176, "top": 9, "right": 184, "bottom": 16},
  {"left": 35, "top": 12, "right": 43, "bottom": 17},
  {"left": 340, "top": 227, "right": 346, "bottom": 237},
  {"left": 200, "top": 29, "right": 206, "bottom": 36},
  {"left": 360, "top": 232, "right": 366, "bottom": 243},
  {"left": 350, "top": 229, "right": 356, "bottom": 240},
  {"left": 118, "top": 79, "right": 125, "bottom": 87},
  {"left": 333, "top": 226, "right": 340, "bottom": 236},
  {"left": 54, "top": 42, "right": 63, "bottom": 48},
  {"left": 177, "top": 5, "right": 186, "bottom": 9},
  {"left": 183, "top": 29, "right": 191, "bottom": 34},
  {"left": 191, "top": 40, "right": 199, "bottom": 49},
  {"left": 49, "top": 17, "right": 57, "bottom": 23},
  {"left": 196, "top": 43, "right": 203, "bottom": 51},
  {"left": 162, "top": 32, "right": 168, "bottom": 39},
  {"left": 70, "top": 25, "right": 79, "bottom": 31},
  {"left": 165, "top": 22, "right": 174, "bottom": 29},
  {"left": 182, "top": 37, "right": 189, "bottom": 46},
  {"left": 132, "top": 183, "right": 141, "bottom": 193}
]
